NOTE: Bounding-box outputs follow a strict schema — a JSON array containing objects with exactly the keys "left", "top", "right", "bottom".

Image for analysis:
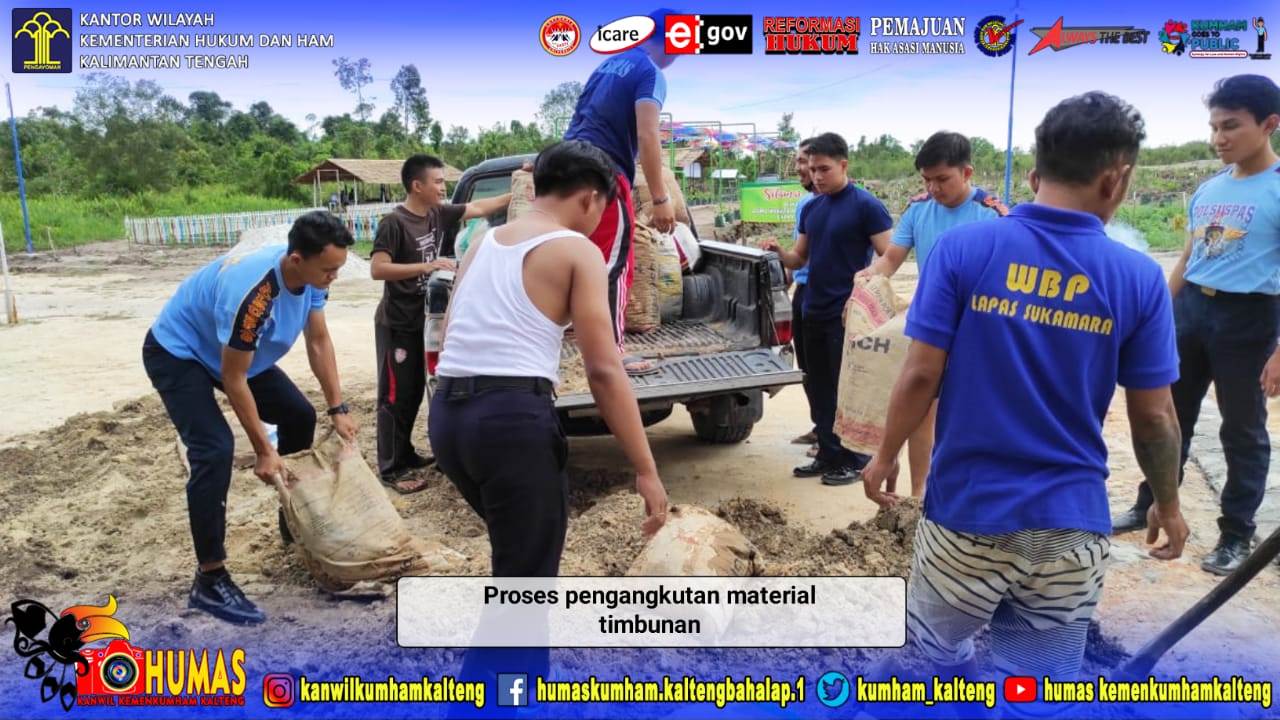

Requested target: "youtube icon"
[{"left": 1003, "top": 677, "right": 1037, "bottom": 703}]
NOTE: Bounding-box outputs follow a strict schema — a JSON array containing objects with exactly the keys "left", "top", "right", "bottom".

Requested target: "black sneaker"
[
  {"left": 1110, "top": 505, "right": 1148, "bottom": 535},
  {"left": 189, "top": 571, "right": 266, "bottom": 625},
  {"left": 821, "top": 466, "right": 863, "bottom": 486},
  {"left": 1201, "top": 535, "right": 1253, "bottom": 576},
  {"left": 794, "top": 459, "right": 838, "bottom": 478}
]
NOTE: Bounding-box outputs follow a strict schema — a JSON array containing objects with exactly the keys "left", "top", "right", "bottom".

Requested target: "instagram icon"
[{"left": 262, "top": 673, "right": 295, "bottom": 709}]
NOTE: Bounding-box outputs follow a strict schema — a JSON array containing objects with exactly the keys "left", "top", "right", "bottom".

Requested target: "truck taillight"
[
  {"left": 426, "top": 351, "right": 439, "bottom": 376},
  {"left": 774, "top": 320, "right": 793, "bottom": 345}
]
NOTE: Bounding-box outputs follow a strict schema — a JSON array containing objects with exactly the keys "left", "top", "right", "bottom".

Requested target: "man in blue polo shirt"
[
  {"left": 1113, "top": 74, "right": 1280, "bottom": 575},
  {"left": 861, "top": 92, "right": 1188, "bottom": 684},
  {"left": 143, "top": 211, "right": 358, "bottom": 625},
  {"left": 860, "top": 131, "right": 1007, "bottom": 497},
  {"left": 765, "top": 132, "right": 894, "bottom": 486}
]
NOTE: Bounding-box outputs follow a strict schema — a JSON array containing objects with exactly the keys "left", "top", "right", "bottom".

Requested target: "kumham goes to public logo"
[{"left": 14, "top": 11, "right": 69, "bottom": 71}]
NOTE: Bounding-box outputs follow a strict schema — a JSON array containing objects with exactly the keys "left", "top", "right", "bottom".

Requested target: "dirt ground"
[{"left": 0, "top": 241, "right": 1278, "bottom": 716}]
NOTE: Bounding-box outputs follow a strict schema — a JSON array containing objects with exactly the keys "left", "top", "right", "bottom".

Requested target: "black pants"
[
  {"left": 142, "top": 331, "right": 316, "bottom": 565},
  {"left": 428, "top": 379, "right": 569, "bottom": 577},
  {"left": 792, "top": 283, "right": 818, "bottom": 433},
  {"left": 376, "top": 323, "right": 426, "bottom": 476},
  {"left": 803, "top": 316, "right": 866, "bottom": 468},
  {"left": 1135, "top": 286, "right": 1278, "bottom": 540}
]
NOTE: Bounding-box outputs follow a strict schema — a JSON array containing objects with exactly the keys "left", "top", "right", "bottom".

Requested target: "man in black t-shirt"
[{"left": 370, "top": 154, "right": 511, "bottom": 492}]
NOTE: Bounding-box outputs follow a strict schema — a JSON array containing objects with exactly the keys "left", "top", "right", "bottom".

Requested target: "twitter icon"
[{"left": 817, "top": 671, "right": 850, "bottom": 708}]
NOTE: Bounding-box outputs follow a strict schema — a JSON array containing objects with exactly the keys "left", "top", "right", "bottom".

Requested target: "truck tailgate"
[{"left": 555, "top": 349, "right": 803, "bottom": 411}]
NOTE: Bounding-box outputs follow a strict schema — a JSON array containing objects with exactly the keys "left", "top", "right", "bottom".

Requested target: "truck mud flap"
[{"left": 555, "top": 349, "right": 803, "bottom": 411}]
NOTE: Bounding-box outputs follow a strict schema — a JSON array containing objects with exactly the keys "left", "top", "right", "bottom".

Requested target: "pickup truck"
[{"left": 426, "top": 154, "right": 802, "bottom": 443}]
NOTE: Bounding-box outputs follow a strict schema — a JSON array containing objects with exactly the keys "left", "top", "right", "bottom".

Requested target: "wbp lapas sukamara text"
[{"left": 483, "top": 584, "right": 818, "bottom": 610}]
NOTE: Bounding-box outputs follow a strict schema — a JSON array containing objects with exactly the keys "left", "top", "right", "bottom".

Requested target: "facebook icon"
[{"left": 497, "top": 673, "right": 529, "bottom": 707}]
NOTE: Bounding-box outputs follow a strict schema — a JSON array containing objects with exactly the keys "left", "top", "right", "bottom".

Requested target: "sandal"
[
  {"left": 623, "top": 355, "right": 662, "bottom": 377},
  {"left": 380, "top": 469, "right": 431, "bottom": 495}
]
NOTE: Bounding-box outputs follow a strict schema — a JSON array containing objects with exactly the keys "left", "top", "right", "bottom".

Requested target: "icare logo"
[
  {"left": 591, "top": 15, "right": 657, "bottom": 54},
  {"left": 540, "top": 15, "right": 581, "bottom": 57},
  {"left": 664, "top": 14, "right": 754, "bottom": 55}
]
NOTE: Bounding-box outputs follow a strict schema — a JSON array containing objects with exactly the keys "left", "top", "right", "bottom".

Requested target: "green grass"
[
  {"left": 1112, "top": 202, "right": 1186, "bottom": 251},
  {"left": 1, "top": 185, "right": 305, "bottom": 252}
]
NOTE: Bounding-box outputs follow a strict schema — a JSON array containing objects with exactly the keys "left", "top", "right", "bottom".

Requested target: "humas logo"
[{"left": 12, "top": 8, "right": 72, "bottom": 73}]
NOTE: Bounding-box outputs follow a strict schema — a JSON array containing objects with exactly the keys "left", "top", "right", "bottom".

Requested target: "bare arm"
[
  {"left": 570, "top": 247, "right": 667, "bottom": 533},
  {"left": 370, "top": 252, "right": 437, "bottom": 281},
  {"left": 768, "top": 233, "right": 808, "bottom": 270},
  {"left": 864, "top": 244, "right": 910, "bottom": 278},
  {"left": 862, "top": 341, "right": 948, "bottom": 505},
  {"left": 1126, "top": 386, "right": 1188, "bottom": 559},
  {"left": 463, "top": 193, "right": 512, "bottom": 221},
  {"left": 636, "top": 102, "right": 675, "bottom": 233},
  {"left": 1167, "top": 232, "right": 1193, "bottom": 297},
  {"left": 869, "top": 228, "right": 893, "bottom": 256},
  {"left": 220, "top": 347, "right": 281, "bottom": 483}
]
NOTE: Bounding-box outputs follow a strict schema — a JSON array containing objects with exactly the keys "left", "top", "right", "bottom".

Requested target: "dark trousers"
[
  {"left": 376, "top": 323, "right": 426, "bottom": 476},
  {"left": 428, "top": 379, "right": 565, "bottom": 688},
  {"left": 803, "top": 316, "right": 867, "bottom": 468},
  {"left": 792, "top": 283, "right": 818, "bottom": 433},
  {"left": 142, "top": 331, "right": 316, "bottom": 565},
  {"left": 1135, "top": 287, "right": 1278, "bottom": 540}
]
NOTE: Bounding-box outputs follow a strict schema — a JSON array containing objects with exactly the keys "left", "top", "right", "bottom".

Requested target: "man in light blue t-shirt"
[
  {"left": 861, "top": 92, "right": 1187, "bottom": 682},
  {"left": 1113, "top": 74, "right": 1280, "bottom": 575},
  {"left": 144, "top": 212, "right": 358, "bottom": 625},
  {"left": 789, "top": 139, "right": 818, "bottom": 451},
  {"left": 859, "top": 131, "right": 1007, "bottom": 496}
]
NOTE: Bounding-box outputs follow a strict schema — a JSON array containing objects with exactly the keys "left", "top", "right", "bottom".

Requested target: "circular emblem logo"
[
  {"left": 975, "top": 14, "right": 1017, "bottom": 57},
  {"left": 540, "top": 15, "right": 581, "bottom": 56},
  {"left": 817, "top": 671, "right": 850, "bottom": 708}
]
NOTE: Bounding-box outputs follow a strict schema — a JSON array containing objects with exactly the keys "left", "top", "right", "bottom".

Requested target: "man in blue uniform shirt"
[
  {"left": 143, "top": 211, "right": 358, "bottom": 624},
  {"left": 765, "top": 132, "right": 894, "bottom": 486},
  {"left": 860, "top": 131, "right": 1008, "bottom": 497},
  {"left": 1113, "top": 74, "right": 1280, "bottom": 575},
  {"left": 861, "top": 92, "right": 1188, "bottom": 685}
]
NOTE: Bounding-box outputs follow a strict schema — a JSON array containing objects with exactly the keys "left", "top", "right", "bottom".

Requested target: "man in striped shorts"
[
  {"left": 564, "top": 9, "right": 678, "bottom": 372},
  {"left": 861, "top": 92, "right": 1190, "bottom": 696}
]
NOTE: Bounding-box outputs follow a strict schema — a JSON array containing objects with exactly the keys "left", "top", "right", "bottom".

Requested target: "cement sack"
[
  {"left": 276, "top": 431, "right": 464, "bottom": 592},
  {"left": 633, "top": 167, "right": 689, "bottom": 227},
  {"left": 626, "top": 505, "right": 760, "bottom": 577},
  {"left": 834, "top": 276, "right": 911, "bottom": 455},
  {"left": 655, "top": 230, "right": 684, "bottom": 322},
  {"left": 671, "top": 222, "right": 702, "bottom": 273},
  {"left": 625, "top": 224, "right": 660, "bottom": 333},
  {"left": 508, "top": 169, "right": 535, "bottom": 221}
]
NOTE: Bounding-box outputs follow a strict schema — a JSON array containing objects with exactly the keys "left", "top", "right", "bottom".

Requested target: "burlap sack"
[
  {"left": 655, "top": 231, "right": 684, "bottom": 322},
  {"left": 625, "top": 224, "right": 660, "bottom": 333},
  {"left": 276, "top": 431, "right": 463, "bottom": 591},
  {"left": 834, "top": 276, "right": 911, "bottom": 455},
  {"left": 508, "top": 169, "right": 535, "bottom": 221},
  {"left": 626, "top": 505, "right": 760, "bottom": 576},
  {"left": 633, "top": 167, "right": 689, "bottom": 226}
]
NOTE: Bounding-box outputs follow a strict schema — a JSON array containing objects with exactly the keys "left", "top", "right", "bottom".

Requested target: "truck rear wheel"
[{"left": 689, "top": 391, "right": 762, "bottom": 444}]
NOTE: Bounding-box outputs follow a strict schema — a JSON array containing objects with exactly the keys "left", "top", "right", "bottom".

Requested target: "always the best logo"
[{"left": 665, "top": 14, "right": 753, "bottom": 55}]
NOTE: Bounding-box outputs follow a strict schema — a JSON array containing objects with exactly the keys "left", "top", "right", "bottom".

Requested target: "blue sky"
[{"left": 5, "top": 0, "right": 1275, "bottom": 148}]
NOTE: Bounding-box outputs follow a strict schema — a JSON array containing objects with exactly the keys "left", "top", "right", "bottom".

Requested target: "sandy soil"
[{"left": 1, "top": 241, "right": 1277, "bottom": 718}]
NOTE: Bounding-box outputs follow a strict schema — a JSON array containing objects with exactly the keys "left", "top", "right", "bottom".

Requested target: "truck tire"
[{"left": 689, "top": 391, "right": 762, "bottom": 444}]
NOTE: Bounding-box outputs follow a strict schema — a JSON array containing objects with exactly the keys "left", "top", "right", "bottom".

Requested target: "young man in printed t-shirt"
[
  {"left": 564, "top": 8, "right": 679, "bottom": 373},
  {"left": 369, "top": 154, "right": 511, "bottom": 493},
  {"left": 144, "top": 212, "right": 358, "bottom": 625},
  {"left": 859, "top": 131, "right": 1008, "bottom": 497},
  {"left": 764, "top": 132, "right": 894, "bottom": 487},
  {"left": 1113, "top": 74, "right": 1280, "bottom": 575},
  {"left": 861, "top": 92, "right": 1189, "bottom": 687}
]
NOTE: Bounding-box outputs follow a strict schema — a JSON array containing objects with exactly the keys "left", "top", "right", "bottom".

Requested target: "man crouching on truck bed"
[
  {"left": 143, "top": 211, "right": 358, "bottom": 625},
  {"left": 369, "top": 154, "right": 512, "bottom": 494},
  {"left": 429, "top": 140, "right": 669, "bottom": 581},
  {"left": 564, "top": 8, "right": 679, "bottom": 374}
]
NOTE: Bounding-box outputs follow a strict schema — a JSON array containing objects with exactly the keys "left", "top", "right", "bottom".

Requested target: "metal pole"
[
  {"left": 0, "top": 221, "right": 17, "bottom": 324},
  {"left": 1002, "top": 4, "right": 1020, "bottom": 205},
  {"left": 6, "top": 83, "right": 35, "bottom": 255}
]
